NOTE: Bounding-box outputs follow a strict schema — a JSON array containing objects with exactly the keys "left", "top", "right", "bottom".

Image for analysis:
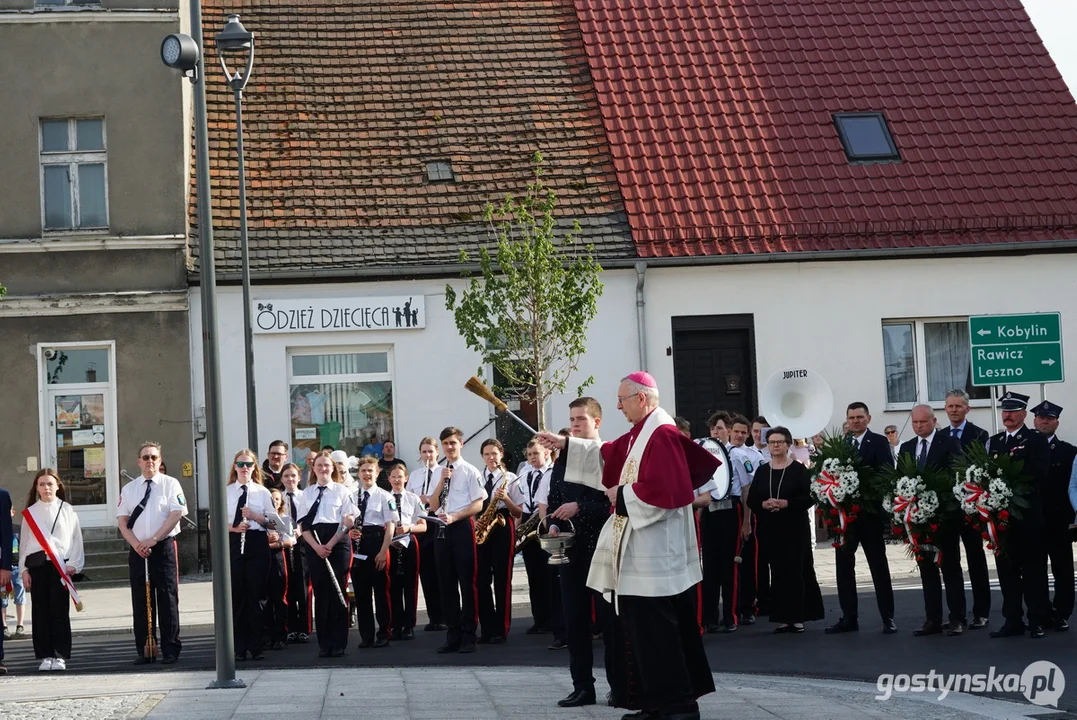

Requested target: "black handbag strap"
[{"left": 50, "top": 500, "right": 64, "bottom": 535}]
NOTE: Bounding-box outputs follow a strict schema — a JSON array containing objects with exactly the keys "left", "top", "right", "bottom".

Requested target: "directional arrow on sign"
[
  {"left": 977, "top": 329, "right": 991, "bottom": 336},
  {"left": 1043, "top": 358, "right": 1056, "bottom": 366}
]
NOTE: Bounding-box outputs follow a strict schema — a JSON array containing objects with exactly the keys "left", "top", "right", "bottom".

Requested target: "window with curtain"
[{"left": 882, "top": 319, "right": 990, "bottom": 408}]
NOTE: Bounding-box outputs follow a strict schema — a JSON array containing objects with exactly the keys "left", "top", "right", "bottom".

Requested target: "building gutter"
[
  {"left": 635, "top": 261, "right": 648, "bottom": 372},
  {"left": 186, "top": 237, "right": 1077, "bottom": 284}
]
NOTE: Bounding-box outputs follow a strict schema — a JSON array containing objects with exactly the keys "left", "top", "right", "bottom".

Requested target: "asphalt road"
[{"left": 3, "top": 586, "right": 1075, "bottom": 712}]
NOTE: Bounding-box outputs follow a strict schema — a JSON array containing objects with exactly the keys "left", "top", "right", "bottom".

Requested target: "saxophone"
[
  {"left": 514, "top": 511, "right": 542, "bottom": 553},
  {"left": 475, "top": 475, "right": 511, "bottom": 545}
]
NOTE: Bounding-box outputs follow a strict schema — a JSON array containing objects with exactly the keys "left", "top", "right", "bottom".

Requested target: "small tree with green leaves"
[
  {"left": 0, "top": 281, "right": 6, "bottom": 299},
  {"left": 445, "top": 152, "right": 603, "bottom": 431}
]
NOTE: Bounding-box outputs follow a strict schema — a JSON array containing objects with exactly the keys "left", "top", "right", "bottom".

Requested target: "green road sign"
[{"left": 969, "top": 313, "right": 1064, "bottom": 386}]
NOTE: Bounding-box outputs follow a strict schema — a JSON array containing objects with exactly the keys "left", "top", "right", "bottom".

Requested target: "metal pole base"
[{"left": 207, "top": 678, "right": 247, "bottom": 690}]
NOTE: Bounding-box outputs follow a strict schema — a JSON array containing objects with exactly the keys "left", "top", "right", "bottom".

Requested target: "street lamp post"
[
  {"left": 160, "top": 7, "right": 244, "bottom": 690},
  {"left": 215, "top": 14, "right": 259, "bottom": 453}
]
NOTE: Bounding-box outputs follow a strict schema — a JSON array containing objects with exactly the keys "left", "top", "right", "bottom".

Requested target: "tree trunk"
[{"left": 535, "top": 373, "right": 545, "bottom": 432}]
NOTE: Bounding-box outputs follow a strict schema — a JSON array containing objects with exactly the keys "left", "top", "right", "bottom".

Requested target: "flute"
[{"left": 316, "top": 529, "right": 348, "bottom": 608}]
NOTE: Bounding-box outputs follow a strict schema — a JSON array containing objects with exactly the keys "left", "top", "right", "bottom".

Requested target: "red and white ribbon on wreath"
[
  {"left": 817, "top": 471, "right": 849, "bottom": 546},
  {"left": 959, "top": 481, "right": 999, "bottom": 555}
]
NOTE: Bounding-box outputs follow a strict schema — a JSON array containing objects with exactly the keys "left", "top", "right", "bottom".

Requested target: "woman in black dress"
[{"left": 746, "top": 426, "right": 824, "bottom": 633}]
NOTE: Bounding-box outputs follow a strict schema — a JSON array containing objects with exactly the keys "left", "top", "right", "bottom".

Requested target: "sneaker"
[
  {"left": 2, "top": 627, "right": 10, "bottom": 639},
  {"left": 15, "top": 625, "right": 25, "bottom": 637},
  {"left": 39, "top": 658, "right": 54, "bottom": 672},
  {"left": 51, "top": 658, "right": 66, "bottom": 671}
]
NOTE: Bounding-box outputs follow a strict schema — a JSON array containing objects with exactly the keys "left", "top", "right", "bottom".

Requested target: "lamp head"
[
  {"left": 215, "top": 14, "right": 255, "bottom": 91},
  {"left": 160, "top": 33, "right": 200, "bottom": 73}
]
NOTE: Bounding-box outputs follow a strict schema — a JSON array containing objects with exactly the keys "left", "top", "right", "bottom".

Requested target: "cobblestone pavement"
[{"left": 0, "top": 668, "right": 1058, "bottom": 720}]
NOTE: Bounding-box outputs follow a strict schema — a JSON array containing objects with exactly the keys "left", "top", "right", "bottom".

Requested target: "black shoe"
[
  {"left": 882, "top": 618, "right": 898, "bottom": 634},
  {"left": 235, "top": 653, "right": 247, "bottom": 662},
  {"left": 607, "top": 691, "right": 613, "bottom": 707},
  {"left": 1056, "top": 618, "right": 1070, "bottom": 632},
  {"left": 773, "top": 625, "right": 792, "bottom": 634},
  {"left": 356, "top": 640, "right": 373, "bottom": 649},
  {"left": 458, "top": 640, "right": 477, "bottom": 654},
  {"left": 0, "top": 664, "right": 6, "bottom": 675},
  {"left": 330, "top": 648, "right": 346, "bottom": 657},
  {"left": 825, "top": 618, "right": 859, "bottom": 634},
  {"left": 722, "top": 623, "right": 737, "bottom": 633},
  {"left": 373, "top": 637, "right": 390, "bottom": 648},
  {"left": 272, "top": 640, "right": 286, "bottom": 650},
  {"left": 621, "top": 712, "right": 660, "bottom": 720},
  {"left": 526, "top": 624, "right": 544, "bottom": 635},
  {"left": 791, "top": 624, "right": 805, "bottom": 634},
  {"left": 132, "top": 656, "right": 155, "bottom": 665},
  {"left": 913, "top": 621, "right": 941, "bottom": 637},
  {"left": 318, "top": 649, "right": 331, "bottom": 658},
  {"left": 946, "top": 620, "right": 966, "bottom": 636},
  {"left": 705, "top": 624, "right": 722, "bottom": 634},
  {"left": 990, "top": 623, "right": 1026, "bottom": 638},
  {"left": 424, "top": 623, "right": 439, "bottom": 631},
  {"left": 489, "top": 636, "right": 506, "bottom": 644},
  {"left": 401, "top": 628, "right": 415, "bottom": 640},
  {"left": 250, "top": 651, "right": 265, "bottom": 661},
  {"left": 161, "top": 654, "right": 177, "bottom": 665},
  {"left": 433, "top": 623, "right": 447, "bottom": 631},
  {"left": 663, "top": 711, "right": 701, "bottom": 720},
  {"left": 548, "top": 638, "right": 568, "bottom": 650},
  {"left": 558, "top": 689, "right": 597, "bottom": 707},
  {"left": 969, "top": 616, "right": 989, "bottom": 630},
  {"left": 1029, "top": 624, "right": 1046, "bottom": 639},
  {"left": 739, "top": 614, "right": 756, "bottom": 626},
  {"left": 437, "top": 642, "right": 461, "bottom": 654},
  {"left": 476, "top": 636, "right": 491, "bottom": 644}
]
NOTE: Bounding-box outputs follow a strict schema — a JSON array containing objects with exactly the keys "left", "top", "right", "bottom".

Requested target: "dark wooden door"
[{"left": 672, "top": 318, "right": 755, "bottom": 439}]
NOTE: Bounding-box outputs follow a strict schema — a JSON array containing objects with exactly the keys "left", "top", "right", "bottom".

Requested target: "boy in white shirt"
[{"left": 510, "top": 439, "right": 553, "bottom": 634}]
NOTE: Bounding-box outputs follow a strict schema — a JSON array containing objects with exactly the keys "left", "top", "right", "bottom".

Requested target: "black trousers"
[
  {"left": 699, "top": 505, "right": 738, "bottom": 626},
  {"left": 416, "top": 532, "right": 443, "bottom": 625},
  {"left": 619, "top": 589, "right": 716, "bottom": 713},
  {"left": 960, "top": 521, "right": 992, "bottom": 619},
  {"left": 389, "top": 539, "right": 420, "bottom": 633},
  {"left": 520, "top": 513, "right": 551, "bottom": 628},
  {"left": 435, "top": 517, "right": 478, "bottom": 645},
  {"left": 128, "top": 539, "right": 182, "bottom": 658},
  {"left": 476, "top": 514, "right": 514, "bottom": 640},
  {"left": 351, "top": 528, "right": 391, "bottom": 643},
  {"left": 29, "top": 563, "right": 72, "bottom": 660},
  {"left": 229, "top": 530, "right": 269, "bottom": 655},
  {"left": 917, "top": 530, "right": 966, "bottom": 625},
  {"left": 996, "top": 522, "right": 1052, "bottom": 627},
  {"left": 738, "top": 507, "right": 770, "bottom": 616},
  {"left": 265, "top": 546, "right": 289, "bottom": 644},
  {"left": 1044, "top": 515, "right": 1075, "bottom": 620},
  {"left": 834, "top": 512, "right": 894, "bottom": 621},
  {"left": 305, "top": 524, "right": 350, "bottom": 653},
  {"left": 560, "top": 541, "right": 599, "bottom": 692},
  {"left": 285, "top": 538, "right": 311, "bottom": 635}
]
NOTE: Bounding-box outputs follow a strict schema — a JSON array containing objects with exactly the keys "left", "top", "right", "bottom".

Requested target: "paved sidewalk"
[
  {"left": 0, "top": 667, "right": 1057, "bottom": 720},
  {"left": 15, "top": 542, "right": 931, "bottom": 636}
]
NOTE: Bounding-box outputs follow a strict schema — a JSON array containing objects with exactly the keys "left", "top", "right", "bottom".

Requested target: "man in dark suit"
[
  {"left": 899, "top": 405, "right": 965, "bottom": 636},
  {"left": 0, "top": 486, "right": 12, "bottom": 675},
  {"left": 987, "top": 392, "right": 1051, "bottom": 639},
  {"left": 943, "top": 389, "right": 992, "bottom": 629},
  {"left": 1030, "top": 400, "right": 1076, "bottom": 631},
  {"left": 826, "top": 402, "right": 897, "bottom": 635}
]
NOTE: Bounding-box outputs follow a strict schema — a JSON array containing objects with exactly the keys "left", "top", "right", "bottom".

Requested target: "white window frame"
[
  {"left": 286, "top": 345, "right": 397, "bottom": 446},
  {"left": 35, "top": 340, "right": 120, "bottom": 527},
  {"left": 34, "top": 0, "right": 102, "bottom": 8},
  {"left": 882, "top": 316, "right": 992, "bottom": 412},
  {"left": 39, "top": 117, "right": 109, "bottom": 232}
]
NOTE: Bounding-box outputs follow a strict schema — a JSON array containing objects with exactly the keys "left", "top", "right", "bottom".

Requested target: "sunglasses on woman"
[{"left": 235, "top": 461, "right": 255, "bottom": 468}]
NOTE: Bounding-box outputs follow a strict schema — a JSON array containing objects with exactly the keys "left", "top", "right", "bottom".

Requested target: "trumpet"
[
  {"left": 475, "top": 476, "right": 511, "bottom": 545},
  {"left": 514, "top": 511, "right": 542, "bottom": 553}
]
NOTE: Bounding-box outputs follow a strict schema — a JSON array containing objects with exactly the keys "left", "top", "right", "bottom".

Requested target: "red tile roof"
[
  {"left": 569, "top": 0, "right": 1077, "bottom": 257},
  {"left": 192, "top": 0, "right": 633, "bottom": 275}
]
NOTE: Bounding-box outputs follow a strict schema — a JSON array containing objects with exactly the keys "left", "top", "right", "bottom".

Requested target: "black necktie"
[
  {"left": 529, "top": 471, "right": 540, "bottom": 510},
  {"left": 394, "top": 492, "right": 403, "bottom": 523},
  {"left": 918, "top": 439, "right": 928, "bottom": 470},
  {"left": 424, "top": 468, "right": 432, "bottom": 495},
  {"left": 126, "top": 479, "right": 154, "bottom": 529},
  {"left": 232, "top": 485, "right": 247, "bottom": 527},
  {"left": 301, "top": 485, "right": 326, "bottom": 528},
  {"left": 486, "top": 472, "right": 495, "bottom": 496},
  {"left": 287, "top": 492, "right": 297, "bottom": 520},
  {"left": 359, "top": 491, "right": 369, "bottom": 525}
]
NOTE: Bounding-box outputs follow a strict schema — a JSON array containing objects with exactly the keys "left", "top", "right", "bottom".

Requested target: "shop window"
[{"left": 288, "top": 350, "right": 394, "bottom": 467}]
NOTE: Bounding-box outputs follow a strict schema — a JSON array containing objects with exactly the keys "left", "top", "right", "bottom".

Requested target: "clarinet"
[{"left": 394, "top": 503, "right": 405, "bottom": 577}]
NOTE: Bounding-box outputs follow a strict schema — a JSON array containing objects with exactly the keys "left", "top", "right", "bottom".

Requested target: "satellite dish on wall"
[{"left": 759, "top": 367, "right": 834, "bottom": 439}]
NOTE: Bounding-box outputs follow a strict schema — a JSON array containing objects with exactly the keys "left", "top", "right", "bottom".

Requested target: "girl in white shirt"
[
  {"left": 20, "top": 468, "right": 84, "bottom": 671},
  {"left": 226, "top": 449, "right": 274, "bottom": 661}
]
